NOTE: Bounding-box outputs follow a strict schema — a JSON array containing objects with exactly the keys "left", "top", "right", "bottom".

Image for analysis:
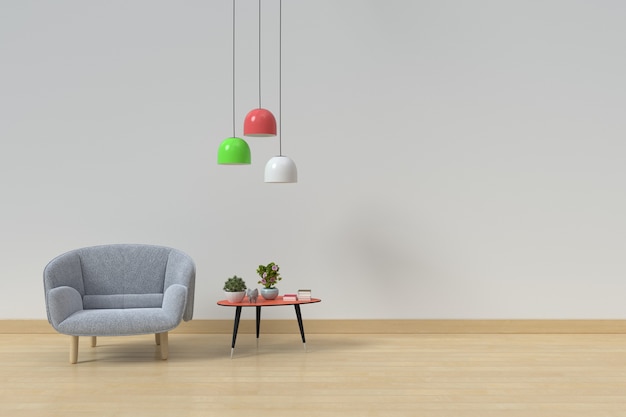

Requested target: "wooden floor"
[{"left": 2, "top": 332, "right": 626, "bottom": 417}]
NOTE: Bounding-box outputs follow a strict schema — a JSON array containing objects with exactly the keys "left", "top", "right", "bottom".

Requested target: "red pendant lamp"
[{"left": 243, "top": 0, "right": 276, "bottom": 137}]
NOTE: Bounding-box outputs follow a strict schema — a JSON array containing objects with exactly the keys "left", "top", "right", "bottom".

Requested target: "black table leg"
[
  {"left": 294, "top": 304, "right": 307, "bottom": 350},
  {"left": 230, "top": 306, "right": 242, "bottom": 358},
  {"left": 256, "top": 306, "right": 262, "bottom": 348}
]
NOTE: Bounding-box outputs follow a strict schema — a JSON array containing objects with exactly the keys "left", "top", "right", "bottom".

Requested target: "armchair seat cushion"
[{"left": 56, "top": 308, "right": 182, "bottom": 337}]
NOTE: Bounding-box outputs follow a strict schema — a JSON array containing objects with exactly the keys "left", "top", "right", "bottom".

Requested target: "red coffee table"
[{"left": 217, "top": 296, "right": 321, "bottom": 357}]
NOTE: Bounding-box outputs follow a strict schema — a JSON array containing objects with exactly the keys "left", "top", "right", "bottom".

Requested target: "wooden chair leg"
[
  {"left": 158, "top": 332, "right": 168, "bottom": 360},
  {"left": 155, "top": 333, "right": 161, "bottom": 346},
  {"left": 70, "top": 336, "right": 79, "bottom": 364},
  {"left": 91, "top": 336, "right": 97, "bottom": 347}
]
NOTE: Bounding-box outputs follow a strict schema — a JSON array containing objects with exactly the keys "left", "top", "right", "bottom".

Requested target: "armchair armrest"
[
  {"left": 43, "top": 251, "right": 84, "bottom": 294},
  {"left": 47, "top": 286, "right": 83, "bottom": 329},
  {"left": 162, "top": 284, "right": 188, "bottom": 325},
  {"left": 164, "top": 250, "right": 195, "bottom": 321}
]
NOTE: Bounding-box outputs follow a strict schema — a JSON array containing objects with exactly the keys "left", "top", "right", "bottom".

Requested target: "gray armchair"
[{"left": 43, "top": 244, "right": 195, "bottom": 364}]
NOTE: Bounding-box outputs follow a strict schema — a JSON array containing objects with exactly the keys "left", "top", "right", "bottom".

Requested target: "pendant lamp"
[
  {"left": 218, "top": 0, "right": 251, "bottom": 165},
  {"left": 265, "top": 0, "right": 297, "bottom": 183},
  {"left": 244, "top": 0, "right": 277, "bottom": 137},
  {"left": 218, "top": 137, "right": 250, "bottom": 165}
]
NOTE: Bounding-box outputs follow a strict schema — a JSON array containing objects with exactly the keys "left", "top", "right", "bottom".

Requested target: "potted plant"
[
  {"left": 256, "top": 262, "right": 281, "bottom": 300},
  {"left": 223, "top": 275, "right": 247, "bottom": 303}
]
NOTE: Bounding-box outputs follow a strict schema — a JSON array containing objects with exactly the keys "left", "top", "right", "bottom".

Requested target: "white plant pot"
[{"left": 224, "top": 291, "right": 246, "bottom": 303}]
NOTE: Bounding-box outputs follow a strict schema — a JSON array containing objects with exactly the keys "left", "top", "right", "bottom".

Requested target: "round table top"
[{"left": 217, "top": 296, "right": 321, "bottom": 307}]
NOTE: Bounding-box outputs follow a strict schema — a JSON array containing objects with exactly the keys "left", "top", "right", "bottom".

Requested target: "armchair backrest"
[{"left": 78, "top": 245, "right": 170, "bottom": 295}]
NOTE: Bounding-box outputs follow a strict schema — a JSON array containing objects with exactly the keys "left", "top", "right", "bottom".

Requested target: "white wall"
[{"left": 1, "top": 0, "right": 625, "bottom": 320}]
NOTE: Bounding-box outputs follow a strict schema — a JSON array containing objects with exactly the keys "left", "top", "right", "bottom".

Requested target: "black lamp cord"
[
  {"left": 258, "top": 0, "right": 262, "bottom": 108},
  {"left": 232, "top": 0, "right": 236, "bottom": 137},
  {"left": 279, "top": 0, "right": 282, "bottom": 156}
]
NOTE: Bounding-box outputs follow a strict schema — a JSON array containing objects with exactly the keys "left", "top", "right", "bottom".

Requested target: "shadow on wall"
[{"left": 325, "top": 199, "right": 435, "bottom": 291}]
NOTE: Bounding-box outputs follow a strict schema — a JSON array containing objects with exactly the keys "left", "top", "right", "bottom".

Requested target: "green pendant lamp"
[
  {"left": 218, "top": 137, "right": 250, "bottom": 164},
  {"left": 218, "top": 0, "right": 251, "bottom": 165}
]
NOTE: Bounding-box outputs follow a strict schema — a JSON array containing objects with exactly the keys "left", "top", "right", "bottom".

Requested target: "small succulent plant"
[{"left": 223, "top": 275, "right": 247, "bottom": 292}]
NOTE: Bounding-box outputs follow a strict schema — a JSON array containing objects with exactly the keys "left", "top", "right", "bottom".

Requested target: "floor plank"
[{"left": 1, "top": 333, "right": 626, "bottom": 416}]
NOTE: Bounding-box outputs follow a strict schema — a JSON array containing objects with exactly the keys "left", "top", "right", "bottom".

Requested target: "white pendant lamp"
[
  {"left": 218, "top": 0, "right": 251, "bottom": 165},
  {"left": 264, "top": 0, "right": 297, "bottom": 183},
  {"left": 265, "top": 155, "right": 297, "bottom": 182}
]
